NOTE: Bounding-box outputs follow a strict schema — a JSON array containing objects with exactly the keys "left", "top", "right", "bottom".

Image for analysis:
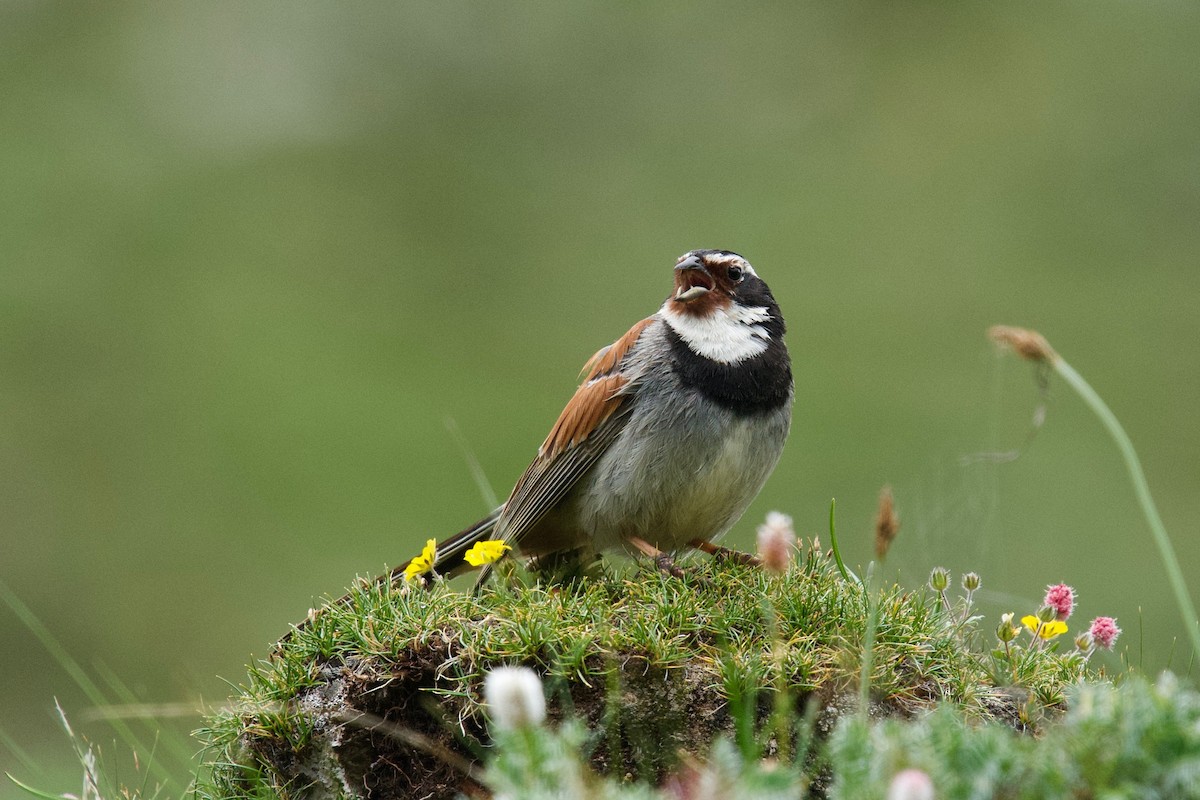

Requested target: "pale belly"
[{"left": 576, "top": 410, "right": 789, "bottom": 554}]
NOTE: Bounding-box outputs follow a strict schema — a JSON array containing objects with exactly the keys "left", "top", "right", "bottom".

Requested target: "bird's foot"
[
  {"left": 627, "top": 536, "right": 688, "bottom": 580},
  {"left": 654, "top": 552, "right": 686, "bottom": 579},
  {"left": 688, "top": 538, "right": 762, "bottom": 567}
]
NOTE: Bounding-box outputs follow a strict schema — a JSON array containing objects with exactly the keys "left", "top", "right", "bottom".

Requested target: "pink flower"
[
  {"left": 1044, "top": 583, "right": 1075, "bottom": 620},
  {"left": 756, "top": 511, "right": 796, "bottom": 574},
  {"left": 887, "top": 769, "right": 934, "bottom": 800},
  {"left": 1089, "top": 616, "right": 1121, "bottom": 649}
]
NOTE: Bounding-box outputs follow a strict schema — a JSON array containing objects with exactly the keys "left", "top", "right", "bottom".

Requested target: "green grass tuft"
[{"left": 197, "top": 545, "right": 1095, "bottom": 797}]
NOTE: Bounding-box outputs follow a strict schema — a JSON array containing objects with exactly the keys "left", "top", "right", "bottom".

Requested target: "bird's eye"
[{"left": 728, "top": 265, "right": 745, "bottom": 282}]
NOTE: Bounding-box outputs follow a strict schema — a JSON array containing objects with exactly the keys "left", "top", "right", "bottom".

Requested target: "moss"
[{"left": 198, "top": 546, "right": 1088, "bottom": 799}]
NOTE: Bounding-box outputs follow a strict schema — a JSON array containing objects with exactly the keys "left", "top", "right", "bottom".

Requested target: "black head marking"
[{"left": 664, "top": 250, "right": 792, "bottom": 415}]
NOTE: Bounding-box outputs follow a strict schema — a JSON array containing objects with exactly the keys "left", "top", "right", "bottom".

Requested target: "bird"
[
  {"left": 288, "top": 249, "right": 792, "bottom": 636},
  {"left": 398, "top": 248, "right": 793, "bottom": 584}
]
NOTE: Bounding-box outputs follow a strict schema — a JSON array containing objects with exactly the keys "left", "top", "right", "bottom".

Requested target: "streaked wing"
[
  {"left": 496, "top": 404, "right": 632, "bottom": 546},
  {"left": 496, "top": 317, "right": 654, "bottom": 547}
]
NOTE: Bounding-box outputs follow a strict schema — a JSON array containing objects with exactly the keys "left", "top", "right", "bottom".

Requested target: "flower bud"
[
  {"left": 997, "top": 612, "right": 1019, "bottom": 643},
  {"left": 928, "top": 567, "right": 950, "bottom": 592},
  {"left": 1036, "top": 605, "right": 1057, "bottom": 624}
]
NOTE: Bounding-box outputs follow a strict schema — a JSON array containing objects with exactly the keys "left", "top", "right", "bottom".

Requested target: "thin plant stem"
[
  {"left": 858, "top": 562, "right": 878, "bottom": 714},
  {"left": 445, "top": 416, "right": 499, "bottom": 510},
  {"left": 0, "top": 724, "right": 42, "bottom": 780},
  {"left": 1053, "top": 357, "right": 1200, "bottom": 661},
  {"left": 0, "top": 579, "right": 175, "bottom": 787},
  {"left": 760, "top": 596, "right": 792, "bottom": 761},
  {"left": 827, "top": 498, "right": 861, "bottom": 586}
]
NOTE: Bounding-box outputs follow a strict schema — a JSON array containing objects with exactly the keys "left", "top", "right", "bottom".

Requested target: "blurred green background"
[{"left": 2, "top": 2, "right": 1198, "bottom": 793}]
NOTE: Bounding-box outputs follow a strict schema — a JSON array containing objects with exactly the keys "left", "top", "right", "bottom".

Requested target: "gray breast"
[{"left": 575, "top": 337, "right": 792, "bottom": 553}]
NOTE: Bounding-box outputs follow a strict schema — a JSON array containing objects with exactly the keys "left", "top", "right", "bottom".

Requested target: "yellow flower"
[
  {"left": 1022, "top": 614, "right": 1068, "bottom": 640},
  {"left": 1040, "top": 621, "right": 1068, "bottom": 639},
  {"left": 403, "top": 539, "right": 437, "bottom": 582},
  {"left": 464, "top": 540, "right": 512, "bottom": 567}
]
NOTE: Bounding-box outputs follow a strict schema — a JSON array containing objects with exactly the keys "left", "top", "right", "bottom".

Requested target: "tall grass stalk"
[
  {"left": 989, "top": 325, "right": 1200, "bottom": 662},
  {"left": 0, "top": 579, "right": 177, "bottom": 789},
  {"left": 1053, "top": 356, "right": 1200, "bottom": 661}
]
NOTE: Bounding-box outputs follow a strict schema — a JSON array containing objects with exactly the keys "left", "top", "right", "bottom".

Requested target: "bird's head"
[
  {"left": 670, "top": 250, "right": 775, "bottom": 317},
  {"left": 662, "top": 249, "right": 786, "bottom": 365}
]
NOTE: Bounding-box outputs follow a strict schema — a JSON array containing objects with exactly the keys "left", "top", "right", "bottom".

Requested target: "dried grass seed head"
[
  {"left": 988, "top": 325, "right": 1058, "bottom": 364},
  {"left": 874, "top": 486, "right": 900, "bottom": 560}
]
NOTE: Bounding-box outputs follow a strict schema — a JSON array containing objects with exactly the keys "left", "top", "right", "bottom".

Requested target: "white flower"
[{"left": 484, "top": 666, "right": 546, "bottom": 731}]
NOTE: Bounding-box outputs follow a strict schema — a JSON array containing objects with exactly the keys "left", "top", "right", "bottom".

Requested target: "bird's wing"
[{"left": 495, "top": 316, "right": 656, "bottom": 548}]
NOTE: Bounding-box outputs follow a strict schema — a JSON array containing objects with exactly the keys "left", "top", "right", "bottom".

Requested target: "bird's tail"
[{"left": 278, "top": 507, "right": 503, "bottom": 646}]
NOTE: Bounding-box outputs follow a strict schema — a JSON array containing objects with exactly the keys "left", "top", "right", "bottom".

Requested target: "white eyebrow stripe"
[{"left": 701, "top": 253, "right": 757, "bottom": 277}]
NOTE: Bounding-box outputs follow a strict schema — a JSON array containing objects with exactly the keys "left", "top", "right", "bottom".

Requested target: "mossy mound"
[{"left": 199, "top": 547, "right": 1083, "bottom": 799}]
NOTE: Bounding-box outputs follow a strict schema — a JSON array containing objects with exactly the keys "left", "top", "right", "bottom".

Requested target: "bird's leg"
[
  {"left": 627, "top": 536, "right": 685, "bottom": 579},
  {"left": 688, "top": 538, "right": 762, "bottom": 567},
  {"left": 525, "top": 546, "right": 602, "bottom": 585}
]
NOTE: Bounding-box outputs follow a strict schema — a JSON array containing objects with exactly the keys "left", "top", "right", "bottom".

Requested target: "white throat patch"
[{"left": 660, "top": 302, "right": 772, "bottom": 364}]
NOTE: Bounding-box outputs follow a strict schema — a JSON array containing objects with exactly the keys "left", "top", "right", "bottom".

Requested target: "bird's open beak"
[{"left": 674, "top": 255, "right": 713, "bottom": 302}]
